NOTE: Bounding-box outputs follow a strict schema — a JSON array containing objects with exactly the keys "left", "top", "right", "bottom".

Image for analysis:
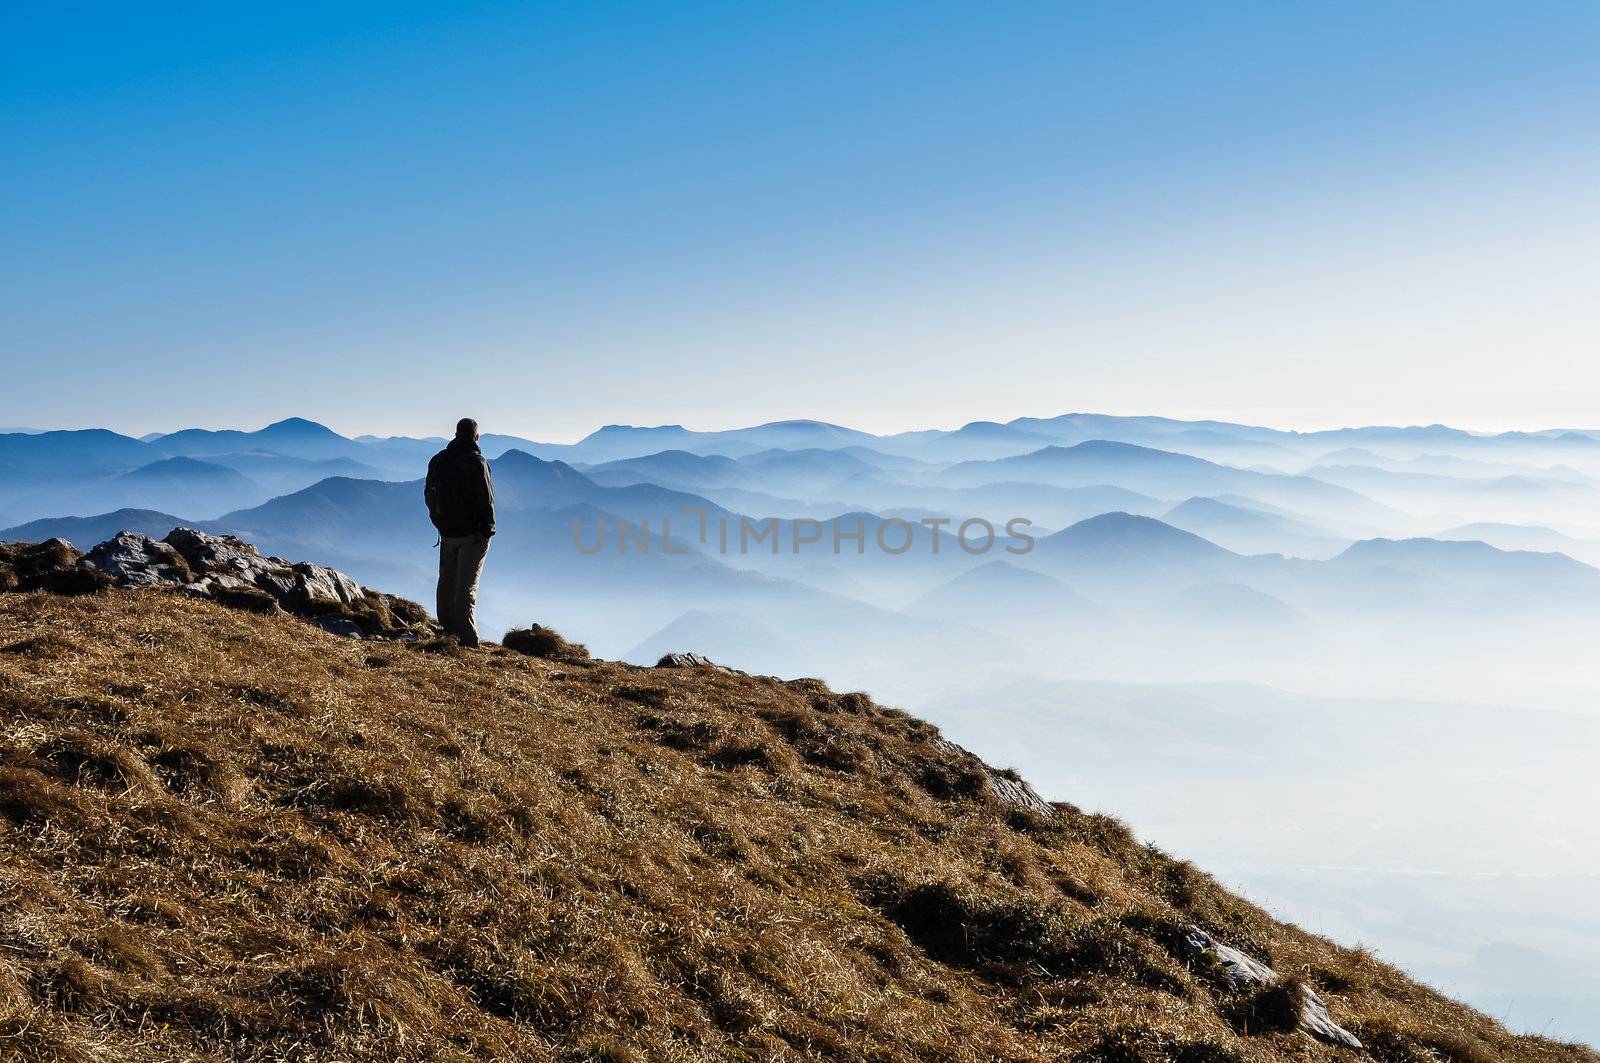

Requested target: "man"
[{"left": 424, "top": 418, "right": 496, "bottom": 646}]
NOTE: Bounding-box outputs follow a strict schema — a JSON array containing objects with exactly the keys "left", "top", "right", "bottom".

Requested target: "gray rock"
[
  {"left": 654, "top": 652, "right": 746, "bottom": 674},
  {"left": 163, "top": 527, "right": 284, "bottom": 590},
  {"left": 927, "top": 737, "right": 1056, "bottom": 817},
  {"left": 1182, "top": 927, "right": 1279, "bottom": 989},
  {"left": 289, "top": 562, "right": 362, "bottom": 610},
  {"left": 1183, "top": 927, "right": 1362, "bottom": 1049},
  {"left": 83, "top": 531, "right": 191, "bottom": 589},
  {"left": 313, "top": 616, "right": 365, "bottom": 639},
  {"left": 251, "top": 568, "right": 297, "bottom": 599}
]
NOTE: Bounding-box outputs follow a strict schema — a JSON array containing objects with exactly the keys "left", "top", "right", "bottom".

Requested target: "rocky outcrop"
[
  {"left": 84, "top": 531, "right": 194, "bottom": 588},
  {"left": 654, "top": 652, "right": 746, "bottom": 674},
  {"left": 3, "top": 527, "right": 434, "bottom": 641},
  {"left": 1183, "top": 926, "right": 1363, "bottom": 1049}
]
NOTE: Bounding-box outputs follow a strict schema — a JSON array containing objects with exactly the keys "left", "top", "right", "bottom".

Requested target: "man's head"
[{"left": 455, "top": 417, "right": 479, "bottom": 442}]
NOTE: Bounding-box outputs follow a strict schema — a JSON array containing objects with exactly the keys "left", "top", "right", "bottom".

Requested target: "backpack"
[{"left": 424, "top": 451, "right": 461, "bottom": 533}]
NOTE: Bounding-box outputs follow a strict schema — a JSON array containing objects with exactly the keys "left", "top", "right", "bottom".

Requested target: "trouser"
[{"left": 437, "top": 533, "right": 490, "bottom": 645}]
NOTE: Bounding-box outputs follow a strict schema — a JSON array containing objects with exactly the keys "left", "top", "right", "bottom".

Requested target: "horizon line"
[{"left": 8, "top": 412, "right": 1600, "bottom": 447}]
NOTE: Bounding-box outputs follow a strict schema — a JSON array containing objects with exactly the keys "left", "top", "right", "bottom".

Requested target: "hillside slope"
[{"left": 0, "top": 587, "right": 1593, "bottom": 1061}]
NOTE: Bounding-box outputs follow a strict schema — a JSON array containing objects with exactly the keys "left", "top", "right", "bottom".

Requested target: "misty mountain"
[
  {"left": 1329, "top": 536, "right": 1600, "bottom": 596},
  {"left": 939, "top": 440, "right": 1227, "bottom": 490},
  {"left": 819, "top": 475, "right": 1165, "bottom": 531},
  {"left": 1167, "top": 580, "right": 1306, "bottom": 630},
  {"left": 114, "top": 456, "right": 262, "bottom": 512},
  {"left": 881, "top": 420, "right": 1058, "bottom": 460},
  {"left": 0, "top": 428, "right": 151, "bottom": 476},
  {"left": 833, "top": 446, "right": 941, "bottom": 473},
  {"left": 1305, "top": 462, "right": 1596, "bottom": 502},
  {"left": 148, "top": 416, "right": 366, "bottom": 462},
  {"left": 938, "top": 440, "right": 1393, "bottom": 527},
  {"left": 1311, "top": 448, "right": 1594, "bottom": 484},
  {"left": 736, "top": 447, "right": 883, "bottom": 493},
  {"left": 578, "top": 450, "right": 755, "bottom": 491},
  {"left": 1435, "top": 522, "right": 1600, "bottom": 564},
  {"left": 3, "top": 454, "right": 268, "bottom": 524},
  {"left": 1163, "top": 496, "right": 1349, "bottom": 559},
  {"left": 563, "top": 420, "right": 880, "bottom": 463},
  {"left": 205, "top": 452, "right": 389, "bottom": 495},
  {"left": 905, "top": 561, "right": 1102, "bottom": 637},
  {"left": 0, "top": 508, "right": 190, "bottom": 550},
  {"left": 624, "top": 609, "right": 801, "bottom": 673},
  {"left": 1030, "top": 512, "right": 1235, "bottom": 573},
  {"left": 713, "top": 419, "right": 880, "bottom": 452},
  {"left": 561, "top": 424, "right": 700, "bottom": 463}
]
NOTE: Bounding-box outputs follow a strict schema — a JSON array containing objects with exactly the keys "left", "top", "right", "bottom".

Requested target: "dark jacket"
[{"left": 425, "top": 438, "right": 496, "bottom": 538}]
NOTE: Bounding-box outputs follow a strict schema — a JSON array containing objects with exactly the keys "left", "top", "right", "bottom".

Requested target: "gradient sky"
[{"left": 4, "top": 2, "right": 1600, "bottom": 441}]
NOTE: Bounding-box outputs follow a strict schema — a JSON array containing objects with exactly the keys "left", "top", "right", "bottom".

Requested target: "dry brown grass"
[
  {"left": 0, "top": 589, "right": 1592, "bottom": 1062},
  {"left": 503, "top": 624, "right": 591, "bottom": 661}
]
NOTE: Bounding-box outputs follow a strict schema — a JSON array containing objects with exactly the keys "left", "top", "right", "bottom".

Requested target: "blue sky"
[{"left": 4, "top": 2, "right": 1599, "bottom": 440}]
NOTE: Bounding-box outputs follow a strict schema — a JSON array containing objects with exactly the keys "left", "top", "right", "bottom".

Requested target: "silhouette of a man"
[{"left": 424, "top": 418, "right": 495, "bottom": 646}]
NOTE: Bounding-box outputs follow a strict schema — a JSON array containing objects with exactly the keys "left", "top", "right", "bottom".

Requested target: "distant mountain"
[
  {"left": 220, "top": 476, "right": 429, "bottom": 561},
  {"left": 736, "top": 447, "right": 879, "bottom": 491},
  {"left": 0, "top": 508, "right": 192, "bottom": 550},
  {"left": 203, "top": 452, "right": 388, "bottom": 494},
  {"left": 717, "top": 419, "right": 879, "bottom": 452},
  {"left": 1304, "top": 463, "right": 1593, "bottom": 501},
  {"left": 1163, "top": 496, "right": 1348, "bottom": 559},
  {"left": 578, "top": 450, "right": 754, "bottom": 491},
  {"left": 569, "top": 424, "right": 699, "bottom": 462},
  {"left": 907, "top": 560, "right": 1100, "bottom": 625},
  {"left": 883, "top": 421, "right": 1057, "bottom": 460},
  {"left": 567, "top": 420, "right": 879, "bottom": 463},
  {"left": 1007, "top": 412, "right": 1284, "bottom": 445},
  {"left": 1302, "top": 423, "right": 1600, "bottom": 453},
  {"left": 938, "top": 440, "right": 1393, "bottom": 528},
  {"left": 119, "top": 454, "right": 255, "bottom": 486},
  {"left": 1435, "top": 522, "right": 1596, "bottom": 558},
  {"left": 1330, "top": 537, "right": 1600, "bottom": 596},
  {"left": 1033, "top": 512, "right": 1235, "bottom": 570},
  {"left": 1168, "top": 580, "right": 1306, "bottom": 629},
  {"left": 624, "top": 609, "right": 801, "bottom": 672},
  {"left": 149, "top": 417, "right": 362, "bottom": 461},
  {"left": 492, "top": 449, "right": 741, "bottom": 525},
  {"left": 1304, "top": 424, "right": 1482, "bottom": 448},
  {"left": 941, "top": 440, "right": 1217, "bottom": 487},
  {"left": 96, "top": 456, "right": 261, "bottom": 518},
  {"left": 827, "top": 445, "right": 937, "bottom": 474},
  {"left": 1310, "top": 448, "right": 1594, "bottom": 484},
  {"left": 0, "top": 428, "right": 150, "bottom": 476}
]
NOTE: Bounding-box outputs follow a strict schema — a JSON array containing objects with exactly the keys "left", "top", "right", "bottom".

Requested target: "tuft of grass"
[
  {"left": 1225, "top": 975, "right": 1305, "bottom": 1035},
  {"left": 1078, "top": 1027, "right": 1247, "bottom": 1063},
  {"left": 502, "top": 623, "right": 590, "bottom": 660},
  {"left": 0, "top": 539, "right": 111, "bottom": 596},
  {"left": 210, "top": 584, "right": 283, "bottom": 615}
]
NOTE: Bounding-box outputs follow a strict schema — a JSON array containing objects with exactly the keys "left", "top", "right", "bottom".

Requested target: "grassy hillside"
[{"left": 0, "top": 588, "right": 1593, "bottom": 1062}]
